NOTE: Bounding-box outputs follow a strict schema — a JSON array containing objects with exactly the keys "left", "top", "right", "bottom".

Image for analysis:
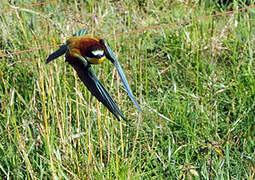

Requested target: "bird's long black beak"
[{"left": 99, "top": 39, "right": 142, "bottom": 112}]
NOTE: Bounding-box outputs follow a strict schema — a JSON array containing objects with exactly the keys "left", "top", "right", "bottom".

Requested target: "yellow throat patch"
[{"left": 87, "top": 56, "right": 106, "bottom": 64}]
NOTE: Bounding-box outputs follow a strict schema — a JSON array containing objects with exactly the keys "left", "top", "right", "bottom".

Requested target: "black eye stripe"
[{"left": 87, "top": 45, "right": 105, "bottom": 58}]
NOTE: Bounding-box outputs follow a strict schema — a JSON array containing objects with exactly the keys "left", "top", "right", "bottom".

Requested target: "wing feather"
[
  {"left": 72, "top": 62, "right": 126, "bottom": 121},
  {"left": 46, "top": 44, "right": 67, "bottom": 63},
  {"left": 99, "top": 39, "right": 142, "bottom": 112}
]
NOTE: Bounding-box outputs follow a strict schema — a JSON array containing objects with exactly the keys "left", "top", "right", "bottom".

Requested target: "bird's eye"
[{"left": 92, "top": 50, "right": 104, "bottom": 56}]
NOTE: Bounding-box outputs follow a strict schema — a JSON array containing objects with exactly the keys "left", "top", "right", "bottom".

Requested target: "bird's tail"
[
  {"left": 73, "top": 29, "right": 87, "bottom": 37},
  {"left": 46, "top": 44, "right": 67, "bottom": 63}
]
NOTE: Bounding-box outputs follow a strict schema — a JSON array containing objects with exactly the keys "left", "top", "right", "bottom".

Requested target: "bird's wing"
[
  {"left": 46, "top": 44, "right": 67, "bottom": 63},
  {"left": 71, "top": 54, "right": 126, "bottom": 121},
  {"left": 46, "top": 29, "right": 87, "bottom": 63},
  {"left": 99, "top": 39, "right": 142, "bottom": 112}
]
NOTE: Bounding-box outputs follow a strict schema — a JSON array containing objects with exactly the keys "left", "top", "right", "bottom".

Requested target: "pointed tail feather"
[
  {"left": 73, "top": 29, "right": 87, "bottom": 37},
  {"left": 46, "top": 44, "right": 67, "bottom": 63}
]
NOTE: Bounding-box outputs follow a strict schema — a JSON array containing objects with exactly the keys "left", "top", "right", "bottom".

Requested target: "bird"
[{"left": 46, "top": 29, "right": 141, "bottom": 120}]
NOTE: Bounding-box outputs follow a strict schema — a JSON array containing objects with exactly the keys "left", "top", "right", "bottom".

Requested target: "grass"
[{"left": 0, "top": 0, "right": 254, "bottom": 179}]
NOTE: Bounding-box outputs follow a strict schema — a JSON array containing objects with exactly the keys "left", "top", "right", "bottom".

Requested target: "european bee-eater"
[{"left": 46, "top": 29, "right": 141, "bottom": 120}]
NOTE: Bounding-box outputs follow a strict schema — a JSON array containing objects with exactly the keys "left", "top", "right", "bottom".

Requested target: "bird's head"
[{"left": 85, "top": 43, "right": 106, "bottom": 64}]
